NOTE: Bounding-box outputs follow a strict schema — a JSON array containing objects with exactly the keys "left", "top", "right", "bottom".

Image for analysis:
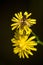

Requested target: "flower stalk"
[{"left": 32, "top": 32, "right": 43, "bottom": 45}]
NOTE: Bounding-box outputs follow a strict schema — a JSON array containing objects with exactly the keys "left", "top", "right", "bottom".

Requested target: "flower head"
[
  {"left": 11, "top": 35, "right": 37, "bottom": 58},
  {"left": 11, "top": 11, "right": 36, "bottom": 35}
]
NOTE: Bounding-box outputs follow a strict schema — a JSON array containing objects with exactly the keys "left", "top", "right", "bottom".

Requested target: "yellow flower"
[
  {"left": 11, "top": 35, "right": 37, "bottom": 58},
  {"left": 11, "top": 12, "right": 23, "bottom": 30},
  {"left": 11, "top": 11, "right": 36, "bottom": 35}
]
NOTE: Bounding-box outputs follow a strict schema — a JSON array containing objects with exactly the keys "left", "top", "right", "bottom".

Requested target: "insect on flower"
[
  {"left": 11, "top": 12, "right": 36, "bottom": 35},
  {"left": 11, "top": 11, "right": 43, "bottom": 59}
]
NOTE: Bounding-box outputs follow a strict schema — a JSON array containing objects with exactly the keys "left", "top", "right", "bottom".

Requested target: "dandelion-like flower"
[
  {"left": 11, "top": 12, "right": 36, "bottom": 35},
  {"left": 11, "top": 35, "right": 37, "bottom": 58}
]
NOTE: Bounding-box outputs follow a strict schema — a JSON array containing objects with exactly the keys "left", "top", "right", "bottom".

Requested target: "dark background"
[{"left": 0, "top": 0, "right": 43, "bottom": 65}]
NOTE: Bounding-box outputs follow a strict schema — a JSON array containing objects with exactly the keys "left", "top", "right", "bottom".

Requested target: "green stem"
[{"left": 32, "top": 32, "right": 43, "bottom": 45}]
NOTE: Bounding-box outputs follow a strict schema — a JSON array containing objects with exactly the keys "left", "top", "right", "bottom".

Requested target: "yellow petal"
[
  {"left": 28, "top": 41, "right": 37, "bottom": 46},
  {"left": 23, "top": 36, "right": 28, "bottom": 41},
  {"left": 11, "top": 38, "right": 16, "bottom": 43},
  {"left": 19, "top": 29, "right": 23, "bottom": 35},
  {"left": 11, "top": 26, "right": 17, "bottom": 30},
  {"left": 30, "top": 22, "right": 36, "bottom": 24},
  {"left": 19, "top": 12, "right": 23, "bottom": 18},
  {"left": 28, "top": 36, "right": 36, "bottom": 42},
  {"left": 21, "top": 52, "right": 25, "bottom": 58},
  {"left": 13, "top": 47, "right": 19, "bottom": 54},
  {"left": 30, "top": 19, "right": 36, "bottom": 24},
  {"left": 27, "top": 50, "right": 33, "bottom": 55},
  {"left": 15, "top": 12, "right": 22, "bottom": 20},
  {"left": 26, "top": 13, "right": 32, "bottom": 18},
  {"left": 27, "top": 18, "right": 36, "bottom": 25},
  {"left": 15, "top": 13, "right": 19, "bottom": 19},
  {"left": 31, "top": 19, "right": 36, "bottom": 22},
  {"left": 24, "top": 51, "right": 29, "bottom": 58},
  {"left": 11, "top": 17, "right": 19, "bottom": 22},
  {"left": 24, "top": 11, "right": 28, "bottom": 15},
  {"left": 17, "top": 25, "right": 20, "bottom": 29},
  {"left": 29, "top": 47, "right": 37, "bottom": 51},
  {"left": 11, "top": 23, "right": 18, "bottom": 26},
  {"left": 24, "top": 25, "right": 32, "bottom": 35},
  {"left": 18, "top": 13, "right": 20, "bottom": 16},
  {"left": 18, "top": 52, "right": 22, "bottom": 58}
]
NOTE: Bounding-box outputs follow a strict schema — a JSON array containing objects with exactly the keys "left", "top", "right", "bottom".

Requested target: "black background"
[{"left": 0, "top": 0, "right": 43, "bottom": 65}]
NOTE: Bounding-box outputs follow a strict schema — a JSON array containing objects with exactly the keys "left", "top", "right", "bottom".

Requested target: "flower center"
[{"left": 18, "top": 39, "right": 26, "bottom": 50}]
